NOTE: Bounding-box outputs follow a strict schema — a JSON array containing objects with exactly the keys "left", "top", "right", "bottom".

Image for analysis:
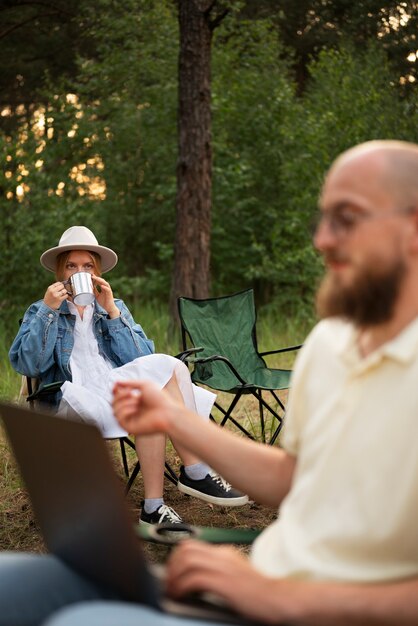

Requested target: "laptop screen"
[{"left": 0, "top": 401, "right": 160, "bottom": 606}]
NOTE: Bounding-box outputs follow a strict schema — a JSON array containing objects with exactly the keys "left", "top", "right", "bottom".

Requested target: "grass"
[{"left": 0, "top": 302, "right": 313, "bottom": 556}]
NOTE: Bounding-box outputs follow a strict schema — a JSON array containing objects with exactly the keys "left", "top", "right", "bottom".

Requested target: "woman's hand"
[
  {"left": 91, "top": 274, "right": 120, "bottom": 318},
  {"left": 43, "top": 282, "right": 69, "bottom": 310}
]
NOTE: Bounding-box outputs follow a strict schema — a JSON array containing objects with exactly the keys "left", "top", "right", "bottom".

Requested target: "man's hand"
[
  {"left": 166, "top": 540, "right": 282, "bottom": 624},
  {"left": 112, "top": 380, "right": 181, "bottom": 436}
]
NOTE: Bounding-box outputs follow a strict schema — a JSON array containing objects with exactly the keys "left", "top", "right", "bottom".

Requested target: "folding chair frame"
[{"left": 178, "top": 291, "right": 302, "bottom": 445}]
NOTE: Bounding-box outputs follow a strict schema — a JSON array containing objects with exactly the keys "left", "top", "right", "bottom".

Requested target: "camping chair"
[
  {"left": 22, "top": 377, "right": 178, "bottom": 491},
  {"left": 178, "top": 289, "right": 302, "bottom": 445}
]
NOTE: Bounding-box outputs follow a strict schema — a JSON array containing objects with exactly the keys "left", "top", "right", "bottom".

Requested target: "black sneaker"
[
  {"left": 178, "top": 467, "right": 249, "bottom": 507},
  {"left": 140, "top": 503, "right": 183, "bottom": 527}
]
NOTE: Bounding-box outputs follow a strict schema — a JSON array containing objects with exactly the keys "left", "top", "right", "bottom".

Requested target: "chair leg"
[
  {"left": 213, "top": 388, "right": 287, "bottom": 444},
  {"left": 164, "top": 463, "right": 178, "bottom": 485},
  {"left": 259, "top": 392, "right": 266, "bottom": 443},
  {"left": 214, "top": 394, "right": 256, "bottom": 440},
  {"left": 270, "top": 421, "right": 284, "bottom": 445},
  {"left": 269, "top": 389, "right": 286, "bottom": 413},
  {"left": 218, "top": 394, "right": 242, "bottom": 428},
  {"left": 126, "top": 461, "right": 141, "bottom": 494},
  {"left": 268, "top": 390, "right": 286, "bottom": 444},
  {"left": 119, "top": 438, "right": 130, "bottom": 477},
  {"left": 252, "top": 390, "right": 284, "bottom": 445},
  {"left": 210, "top": 387, "right": 287, "bottom": 445}
]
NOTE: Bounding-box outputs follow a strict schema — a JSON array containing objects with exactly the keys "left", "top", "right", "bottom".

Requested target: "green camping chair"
[{"left": 178, "top": 289, "right": 302, "bottom": 444}]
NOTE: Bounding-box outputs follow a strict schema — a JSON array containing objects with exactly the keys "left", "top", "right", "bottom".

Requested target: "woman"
[{"left": 9, "top": 226, "right": 248, "bottom": 526}]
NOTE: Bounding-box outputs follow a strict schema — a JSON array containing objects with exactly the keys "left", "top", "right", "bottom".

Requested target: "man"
[{"left": 1, "top": 140, "right": 418, "bottom": 625}]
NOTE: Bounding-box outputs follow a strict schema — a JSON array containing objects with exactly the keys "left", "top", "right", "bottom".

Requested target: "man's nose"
[{"left": 313, "top": 219, "right": 338, "bottom": 253}]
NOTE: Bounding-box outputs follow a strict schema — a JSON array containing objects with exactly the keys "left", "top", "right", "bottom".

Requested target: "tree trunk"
[{"left": 169, "top": 0, "right": 215, "bottom": 325}]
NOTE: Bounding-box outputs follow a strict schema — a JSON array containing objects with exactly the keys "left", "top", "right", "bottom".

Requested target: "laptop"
[{"left": 0, "top": 401, "right": 262, "bottom": 625}]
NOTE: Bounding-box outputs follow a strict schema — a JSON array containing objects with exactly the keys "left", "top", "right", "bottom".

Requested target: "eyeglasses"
[{"left": 313, "top": 206, "right": 416, "bottom": 239}]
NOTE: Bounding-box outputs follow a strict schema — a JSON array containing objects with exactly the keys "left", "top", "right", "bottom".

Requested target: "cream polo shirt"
[{"left": 251, "top": 316, "right": 418, "bottom": 582}]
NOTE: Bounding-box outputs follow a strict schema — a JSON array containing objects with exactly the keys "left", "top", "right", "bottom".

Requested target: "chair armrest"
[
  {"left": 178, "top": 350, "right": 250, "bottom": 387},
  {"left": 175, "top": 347, "right": 204, "bottom": 361},
  {"left": 193, "top": 354, "right": 249, "bottom": 386},
  {"left": 259, "top": 344, "right": 303, "bottom": 357},
  {"left": 27, "top": 380, "right": 64, "bottom": 402}
]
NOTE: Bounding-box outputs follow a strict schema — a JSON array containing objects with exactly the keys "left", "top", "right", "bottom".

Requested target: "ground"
[
  {"left": 1, "top": 390, "right": 286, "bottom": 559},
  {"left": 0, "top": 434, "right": 278, "bottom": 561},
  {"left": 123, "top": 447, "right": 277, "bottom": 561}
]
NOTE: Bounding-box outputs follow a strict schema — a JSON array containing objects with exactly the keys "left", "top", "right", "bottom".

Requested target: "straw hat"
[{"left": 40, "top": 226, "right": 118, "bottom": 273}]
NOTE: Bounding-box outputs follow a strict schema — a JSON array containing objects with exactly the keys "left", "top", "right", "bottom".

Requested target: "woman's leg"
[
  {"left": 162, "top": 373, "right": 202, "bottom": 467},
  {"left": 134, "top": 433, "right": 166, "bottom": 499},
  {"left": 164, "top": 371, "right": 248, "bottom": 508},
  {"left": 0, "top": 553, "right": 117, "bottom": 626},
  {"left": 134, "top": 366, "right": 204, "bottom": 496},
  {"left": 135, "top": 373, "right": 210, "bottom": 524},
  {"left": 135, "top": 375, "right": 201, "bottom": 524},
  {"left": 115, "top": 357, "right": 246, "bottom": 512}
]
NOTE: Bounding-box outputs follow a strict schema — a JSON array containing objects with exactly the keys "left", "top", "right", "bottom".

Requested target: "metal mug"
[{"left": 64, "top": 271, "right": 95, "bottom": 306}]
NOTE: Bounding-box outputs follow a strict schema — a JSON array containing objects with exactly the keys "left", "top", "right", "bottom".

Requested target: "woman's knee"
[{"left": 173, "top": 359, "right": 190, "bottom": 378}]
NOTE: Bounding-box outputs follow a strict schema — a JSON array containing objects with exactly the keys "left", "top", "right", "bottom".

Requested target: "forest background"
[
  {"left": 1, "top": 0, "right": 418, "bottom": 350},
  {"left": 0, "top": 0, "right": 418, "bottom": 552}
]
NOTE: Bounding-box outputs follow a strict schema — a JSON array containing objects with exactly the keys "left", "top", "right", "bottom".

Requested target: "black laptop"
[{"left": 0, "top": 401, "right": 262, "bottom": 625}]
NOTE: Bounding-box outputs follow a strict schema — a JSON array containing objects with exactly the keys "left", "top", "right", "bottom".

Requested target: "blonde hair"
[{"left": 55, "top": 250, "right": 102, "bottom": 280}]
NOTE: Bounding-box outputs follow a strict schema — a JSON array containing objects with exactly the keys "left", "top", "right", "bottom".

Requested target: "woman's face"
[{"left": 61, "top": 250, "right": 96, "bottom": 281}]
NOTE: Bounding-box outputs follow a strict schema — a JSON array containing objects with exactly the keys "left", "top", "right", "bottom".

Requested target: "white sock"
[
  {"left": 144, "top": 497, "right": 164, "bottom": 514},
  {"left": 185, "top": 462, "right": 210, "bottom": 481}
]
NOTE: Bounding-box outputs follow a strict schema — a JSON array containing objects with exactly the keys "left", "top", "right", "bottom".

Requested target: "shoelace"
[
  {"left": 158, "top": 505, "right": 183, "bottom": 524},
  {"left": 210, "top": 472, "right": 232, "bottom": 493}
]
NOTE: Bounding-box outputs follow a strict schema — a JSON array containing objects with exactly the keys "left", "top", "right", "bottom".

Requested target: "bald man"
[{"left": 2, "top": 140, "right": 418, "bottom": 626}]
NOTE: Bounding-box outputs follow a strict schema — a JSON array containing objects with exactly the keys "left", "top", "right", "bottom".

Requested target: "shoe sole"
[
  {"left": 139, "top": 519, "right": 154, "bottom": 527},
  {"left": 139, "top": 519, "right": 184, "bottom": 527},
  {"left": 178, "top": 482, "right": 249, "bottom": 506}
]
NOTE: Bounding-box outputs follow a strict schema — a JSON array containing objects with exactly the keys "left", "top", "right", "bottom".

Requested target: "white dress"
[{"left": 57, "top": 303, "right": 216, "bottom": 438}]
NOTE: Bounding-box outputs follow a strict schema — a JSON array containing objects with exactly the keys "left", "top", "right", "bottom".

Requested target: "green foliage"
[
  {"left": 0, "top": 0, "right": 85, "bottom": 122},
  {"left": 72, "top": 0, "right": 179, "bottom": 278},
  {"left": 239, "top": 0, "right": 418, "bottom": 92},
  {"left": 211, "top": 18, "right": 296, "bottom": 295},
  {"left": 0, "top": 323, "right": 21, "bottom": 403},
  {"left": 0, "top": 0, "right": 179, "bottom": 334},
  {"left": 266, "top": 42, "right": 418, "bottom": 317},
  {"left": 1, "top": 3, "right": 418, "bottom": 333}
]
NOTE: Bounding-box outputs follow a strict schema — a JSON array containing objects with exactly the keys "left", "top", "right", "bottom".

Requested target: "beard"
[{"left": 316, "top": 254, "right": 406, "bottom": 327}]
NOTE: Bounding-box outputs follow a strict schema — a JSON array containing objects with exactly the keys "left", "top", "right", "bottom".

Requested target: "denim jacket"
[{"left": 9, "top": 299, "right": 155, "bottom": 405}]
